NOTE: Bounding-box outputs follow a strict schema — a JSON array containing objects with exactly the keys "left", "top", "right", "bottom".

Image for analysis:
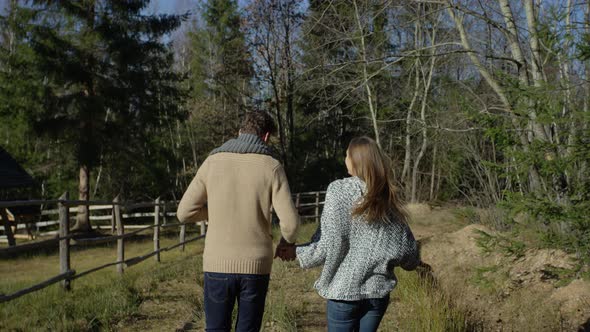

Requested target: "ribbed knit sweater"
[
  {"left": 296, "top": 177, "right": 419, "bottom": 300},
  {"left": 177, "top": 134, "right": 300, "bottom": 275}
]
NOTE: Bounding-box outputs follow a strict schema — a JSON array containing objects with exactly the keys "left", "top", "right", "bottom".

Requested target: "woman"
[{"left": 295, "top": 136, "right": 420, "bottom": 332}]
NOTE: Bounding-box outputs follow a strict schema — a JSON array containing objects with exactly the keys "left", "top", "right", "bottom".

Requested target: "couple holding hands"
[{"left": 177, "top": 111, "right": 419, "bottom": 332}]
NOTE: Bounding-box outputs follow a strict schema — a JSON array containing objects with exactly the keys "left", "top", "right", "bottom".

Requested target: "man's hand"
[{"left": 274, "top": 237, "right": 296, "bottom": 261}]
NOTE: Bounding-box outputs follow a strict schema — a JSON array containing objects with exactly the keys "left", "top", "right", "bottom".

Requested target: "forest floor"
[{"left": 2, "top": 205, "right": 590, "bottom": 331}]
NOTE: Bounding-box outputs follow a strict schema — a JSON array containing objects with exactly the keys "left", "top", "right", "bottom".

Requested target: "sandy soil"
[{"left": 410, "top": 204, "right": 590, "bottom": 332}]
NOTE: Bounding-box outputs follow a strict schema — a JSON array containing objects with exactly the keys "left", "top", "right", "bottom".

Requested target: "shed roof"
[{"left": 0, "top": 146, "right": 36, "bottom": 189}]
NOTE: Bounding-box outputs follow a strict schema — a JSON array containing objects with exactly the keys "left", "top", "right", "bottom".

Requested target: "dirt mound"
[
  {"left": 406, "top": 203, "right": 466, "bottom": 241},
  {"left": 421, "top": 224, "right": 590, "bottom": 331},
  {"left": 406, "top": 203, "right": 433, "bottom": 217}
]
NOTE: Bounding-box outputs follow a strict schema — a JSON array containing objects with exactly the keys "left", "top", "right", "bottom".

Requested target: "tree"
[
  {"left": 244, "top": 0, "right": 304, "bottom": 168},
  {"left": 3, "top": 0, "right": 187, "bottom": 231},
  {"left": 185, "top": 0, "right": 253, "bottom": 146}
]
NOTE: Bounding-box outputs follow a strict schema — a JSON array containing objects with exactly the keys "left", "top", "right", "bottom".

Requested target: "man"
[{"left": 177, "top": 111, "right": 300, "bottom": 332}]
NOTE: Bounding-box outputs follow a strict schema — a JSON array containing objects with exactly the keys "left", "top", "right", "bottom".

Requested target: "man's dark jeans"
[
  {"left": 204, "top": 272, "right": 270, "bottom": 332},
  {"left": 326, "top": 294, "right": 390, "bottom": 332}
]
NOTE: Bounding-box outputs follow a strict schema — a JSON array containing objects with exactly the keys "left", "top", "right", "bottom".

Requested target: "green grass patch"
[{"left": 0, "top": 233, "right": 204, "bottom": 331}]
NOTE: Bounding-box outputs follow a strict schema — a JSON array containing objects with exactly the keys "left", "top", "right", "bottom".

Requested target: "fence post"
[
  {"left": 58, "top": 192, "right": 71, "bottom": 290},
  {"left": 295, "top": 193, "right": 301, "bottom": 211},
  {"left": 110, "top": 201, "right": 116, "bottom": 234},
  {"left": 315, "top": 192, "right": 320, "bottom": 223},
  {"left": 114, "top": 195, "right": 124, "bottom": 274},
  {"left": 179, "top": 222, "right": 186, "bottom": 251},
  {"left": 162, "top": 202, "right": 167, "bottom": 225},
  {"left": 154, "top": 197, "right": 160, "bottom": 262},
  {"left": 0, "top": 208, "right": 16, "bottom": 247}
]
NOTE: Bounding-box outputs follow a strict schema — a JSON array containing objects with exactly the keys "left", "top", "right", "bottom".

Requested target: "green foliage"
[
  {"left": 501, "top": 193, "right": 590, "bottom": 263},
  {"left": 0, "top": 0, "right": 188, "bottom": 200},
  {"left": 454, "top": 207, "right": 480, "bottom": 224},
  {"left": 474, "top": 229, "right": 526, "bottom": 259},
  {"left": 469, "top": 265, "right": 500, "bottom": 292}
]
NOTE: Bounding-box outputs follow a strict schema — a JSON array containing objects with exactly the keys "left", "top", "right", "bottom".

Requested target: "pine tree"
[
  {"left": 3, "top": 0, "right": 187, "bottom": 232},
  {"left": 0, "top": 1, "right": 55, "bottom": 194}
]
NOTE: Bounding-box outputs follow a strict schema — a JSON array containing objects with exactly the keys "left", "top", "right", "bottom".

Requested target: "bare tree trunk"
[
  {"left": 73, "top": 1, "right": 97, "bottom": 233},
  {"left": 429, "top": 144, "right": 437, "bottom": 201},
  {"left": 353, "top": 0, "right": 381, "bottom": 147},
  {"left": 498, "top": 0, "right": 529, "bottom": 84},
  {"left": 73, "top": 164, "right": 92, "bottom": 232},
  {"left": 446, "top": 4, "right": 512, "bottom": 110},
  {"left": 447, "top": 2, "right": 543, "bottom": 193},
  {"left": 523, "top": 0, "right": 551, "bottom": 143},
  {"left": 410, "top": 4, "right": 438, "bottom": 203},
  {"left": 402, "top": 60, "right": 421, "bottom": 199},
  {"left": 582, "top": 3, "right": 590, "bottom": 183},
  {"left": 558, "top": 0, "right": 574, "bottom": 193},
  {"left": 411, "top": 54, "right": 435, "bottom": 203},
  {"left": 283, "top": 1, "right": 296, "bottom": 158}
]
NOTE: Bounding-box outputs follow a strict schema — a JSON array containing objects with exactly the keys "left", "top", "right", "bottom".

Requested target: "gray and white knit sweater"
[{"left": 296, "top": 176, "right": 419, "bottom": 301}]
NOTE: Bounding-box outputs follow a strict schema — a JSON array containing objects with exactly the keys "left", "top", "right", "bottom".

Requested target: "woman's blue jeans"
[
  {"left": 326, "top": 294, "right": 390, "bottom": 332},
  {"left": 203, "top": 272, "right": 270, "bottom": 332}
]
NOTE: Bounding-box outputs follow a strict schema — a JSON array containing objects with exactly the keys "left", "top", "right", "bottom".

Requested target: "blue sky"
[
  {"left": 0, "top": 0, "right": 199, "bottom": 16},
  {"left": 148, "top": 0, "right": 198, "bottom": 16}
]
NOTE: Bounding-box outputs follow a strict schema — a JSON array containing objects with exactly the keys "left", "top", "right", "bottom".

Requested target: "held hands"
[{"left": 274, "top": 237, "right": 296, "bottom": 261}]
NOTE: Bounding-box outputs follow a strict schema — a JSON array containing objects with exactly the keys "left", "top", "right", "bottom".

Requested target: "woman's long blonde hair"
[{"left": 348, "top": 137, "right": 407, "bottom": 224}]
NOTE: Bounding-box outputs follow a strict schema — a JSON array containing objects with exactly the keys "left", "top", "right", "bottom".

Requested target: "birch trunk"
[
  {"left": 411, "top": 55, "right": 436, "bottom": 203},
  {"left": 353, "top": 0, "right": 381, "bottom": 147},
  {"left": 402, "top": 62, "right": 421, "bottom": 199},
  {"left": 523, "top": 0, "right": 551, "bottom": 142}
]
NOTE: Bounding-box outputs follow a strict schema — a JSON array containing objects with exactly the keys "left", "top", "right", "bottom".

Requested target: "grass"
[
  {"left": 1, "top": 222, "right": 468, "bottom": 332},
  {"left": 1, "top": 232, "right": 204, "bottom": 331}
]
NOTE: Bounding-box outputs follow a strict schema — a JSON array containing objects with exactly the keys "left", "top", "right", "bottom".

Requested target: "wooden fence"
[{"left": 0, "top": 190, "right": 325, "bottom": 303}]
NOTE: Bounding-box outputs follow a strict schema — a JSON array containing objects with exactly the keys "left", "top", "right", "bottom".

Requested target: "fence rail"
[{"left": 0, "top": 190, "right": 325, "bottom": 303}]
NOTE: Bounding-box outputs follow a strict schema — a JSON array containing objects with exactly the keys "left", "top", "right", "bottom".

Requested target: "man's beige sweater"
[{"left": 177, "top": 152, "right": 300, "bottom": 275}]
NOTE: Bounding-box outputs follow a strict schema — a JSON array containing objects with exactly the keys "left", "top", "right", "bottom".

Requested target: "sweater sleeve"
[
  {"left": 398, "top": 224, "right": 420, "bottom": 271},
  {"left": 296, "top": 181, "right": 346, "bottom": 269},
  {"left": 177, "top": 160, "right": 209, "bottom": 223},
  {"left": 271, "top": 165, "right": 300, "bottom": 243}
]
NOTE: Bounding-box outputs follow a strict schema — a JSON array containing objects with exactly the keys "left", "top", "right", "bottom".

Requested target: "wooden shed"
[{"left": 0, "top": 146, "right": 38, "bottom": 246}]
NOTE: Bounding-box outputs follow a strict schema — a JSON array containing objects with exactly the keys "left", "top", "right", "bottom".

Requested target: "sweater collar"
[
  {"left": 237, "top": 133, "right": 266, "bottom": 145},
  {"left": 209, "top": 133, "right": 275, "bottom": 158}
]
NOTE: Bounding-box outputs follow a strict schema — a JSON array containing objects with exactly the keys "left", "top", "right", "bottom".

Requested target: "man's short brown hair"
[{"left": 240, "top": 111, "right": 277, "bottom": 137}]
